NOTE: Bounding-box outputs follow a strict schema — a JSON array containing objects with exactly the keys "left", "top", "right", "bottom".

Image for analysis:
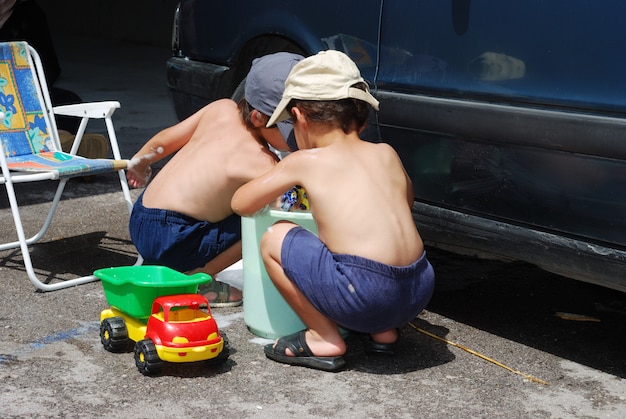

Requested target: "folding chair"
[{"left": 0, "top": 41, "right": 141, "bottom": 291}]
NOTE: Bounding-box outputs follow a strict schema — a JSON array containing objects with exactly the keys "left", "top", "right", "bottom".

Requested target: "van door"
[{"left": 375, "top": 0, "right": 626, "bottom": 248}]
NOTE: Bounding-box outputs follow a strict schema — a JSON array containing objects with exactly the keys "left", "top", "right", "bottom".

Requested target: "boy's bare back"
[
  {"left": 233, "top": 131, "right": 424, "bottom": 267},
  {"left": 296, "top": 137, "right": 422, "bottom": 266},
  {"left": 141, "top": 99, "right": 279, "bottom": 222}
]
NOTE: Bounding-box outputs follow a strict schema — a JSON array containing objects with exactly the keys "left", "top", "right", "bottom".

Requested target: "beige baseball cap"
[{"left": 266, "top": 50, "right": 380, "bottom": 128}]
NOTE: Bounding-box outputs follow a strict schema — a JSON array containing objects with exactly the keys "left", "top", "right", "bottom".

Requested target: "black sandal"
[
  {"left": 366, "top": 337, "right": 395, "bottom": 356},
  {"left": 365, "top": 328, "right": 400, "bottom": 356},
  {"left": 264, "top": 330, "right": 346, "bottom": 372}
]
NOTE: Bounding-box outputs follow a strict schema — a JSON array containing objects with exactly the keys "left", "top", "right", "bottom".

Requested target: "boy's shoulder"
[
  {"left": 214, "top": 97, "right": 238, "bottom": 106},
  {"left": 205, "top": 98, "right": 239, "bottom": 112},
  {"left": 195, "top": 98, "right": 243, "bottom": 126},
  {"left": 364, "top": 140, "right": 399, "bottom": 157},
  {"left": 339, "top": 140, "right": 402, "bottom": 169},
  {"left": 194, "top": 98, "right": 239, "bottom": 119}
]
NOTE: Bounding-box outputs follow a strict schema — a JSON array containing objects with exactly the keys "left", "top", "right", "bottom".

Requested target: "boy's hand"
[
  {"left": 126, "top": 161, "right": 152, "bottom": 188},
  {"left": 126, "top": 147, "right": 163, "bottom": 188}
]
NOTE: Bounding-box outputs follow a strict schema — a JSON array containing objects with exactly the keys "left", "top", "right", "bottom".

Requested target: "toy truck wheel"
[
  {"left": 134, "top": 339, "right": 164, "bottom": 375},
  {"left": 100, "top": 317, "right": 130, "bottom": 353},
  {"left": 205, "top": 330, "right": 230, "bottom": 366}
]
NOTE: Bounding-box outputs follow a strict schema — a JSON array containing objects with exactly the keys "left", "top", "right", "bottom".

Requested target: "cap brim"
[
  {"left": 266, "top": 96, "right": 292, "bottom": 128},
  {"left": 349, "top": 87, "right": 380, "bottom": 110},
  {"left": 277, "top": 119, "right": 297, "bottom": 151}
]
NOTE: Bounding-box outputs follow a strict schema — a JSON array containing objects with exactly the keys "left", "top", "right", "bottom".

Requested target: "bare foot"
[
  {"left": 371, "top": 328, "right": 398, "bottom": 345},
  {"left": 200, "top": 281, "right": 242, "bottom": 307}
]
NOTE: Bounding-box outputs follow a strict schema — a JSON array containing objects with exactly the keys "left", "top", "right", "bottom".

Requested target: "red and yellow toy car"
[{"left": 96, "top": 266, "right": 229, "bottom": 375}]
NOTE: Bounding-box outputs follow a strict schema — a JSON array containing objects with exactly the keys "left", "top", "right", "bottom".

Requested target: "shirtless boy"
[
  {"left": 127, "top": 52, "right": 303, "bottom": 307},
  {"left": 231, "top": 50, "right": 435, "bottom": 371}
]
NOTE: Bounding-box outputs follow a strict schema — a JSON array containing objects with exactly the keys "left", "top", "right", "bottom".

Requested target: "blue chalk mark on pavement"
[{"left": 0, "top": 321, "right": 100, "bottom": 364}]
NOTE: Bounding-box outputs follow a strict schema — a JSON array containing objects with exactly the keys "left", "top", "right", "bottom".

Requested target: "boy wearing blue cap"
[{"left": 127, "top": 52, "right": 303, "bottom": 307}]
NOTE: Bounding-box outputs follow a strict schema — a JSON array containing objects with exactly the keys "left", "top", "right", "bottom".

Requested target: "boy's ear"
[
  {"left": 250, "top": 109, "right": 267, "bottom": 128},
  {"left": 291, "top": 107, "right": 306, "bottom": 126}
]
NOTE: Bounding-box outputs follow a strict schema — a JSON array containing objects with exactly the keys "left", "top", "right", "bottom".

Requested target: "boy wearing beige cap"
[{"left": 232, "top": 50, "right": 435, "bottom": 371}]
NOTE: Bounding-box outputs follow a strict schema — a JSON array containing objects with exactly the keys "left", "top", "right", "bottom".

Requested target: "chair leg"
[
  {"left": 2, "top": 172, "right": 142, "bottom": 291},
  {"left": 109, "top": 115, "right": 143, "bottom": 265},
  {"left": 117, "top": 167, "right": 144, "bottom": 267},
  {"left": 2, "top": 176, "right": 99, "bottom": 290},
  {"left": 0, "top": 180, "right": 67, "bottom": 252}
]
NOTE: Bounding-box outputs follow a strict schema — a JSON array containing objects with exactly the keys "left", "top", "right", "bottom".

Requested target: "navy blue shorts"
[
  {"left": 129, "top": 192, "right": 241, "bottom": 272},
  {"left": 281, "top": 226, "right": 435, "bottom": 333}
]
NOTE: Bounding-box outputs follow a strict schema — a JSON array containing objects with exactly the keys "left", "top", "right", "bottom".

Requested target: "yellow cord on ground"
[{"left": 408, "top": 322, "right": 549, "bottom": 385}]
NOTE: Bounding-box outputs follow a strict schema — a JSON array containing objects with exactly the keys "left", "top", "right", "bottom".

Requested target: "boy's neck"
[
  {"left": 248, "top": 125, "right": 271, "bottom": 150},
  {"left": 308, "top": 127, "right": 359, "bottom": 149}
]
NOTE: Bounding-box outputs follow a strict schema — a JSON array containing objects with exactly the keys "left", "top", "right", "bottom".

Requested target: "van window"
[{"left": 378, "top": 0, "right": 626, "bottom": 114}]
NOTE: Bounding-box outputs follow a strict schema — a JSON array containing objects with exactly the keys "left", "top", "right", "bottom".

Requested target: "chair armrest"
[{"left": 53, "top": 101, "right": 121, "bottom": 119}]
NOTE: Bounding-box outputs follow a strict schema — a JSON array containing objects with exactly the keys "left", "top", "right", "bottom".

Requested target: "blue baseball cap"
[{"left": 245, "top": 52, "right": 304, "bottom": 151}]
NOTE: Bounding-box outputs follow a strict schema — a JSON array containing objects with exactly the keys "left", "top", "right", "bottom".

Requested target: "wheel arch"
[{"left": 225, "top": 35, "right": 310, "bottom": 101}]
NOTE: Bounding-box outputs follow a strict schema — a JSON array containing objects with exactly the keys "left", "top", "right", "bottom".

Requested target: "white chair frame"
[{"left": 0, "top": 42, "right": 142, "bottom": 291}]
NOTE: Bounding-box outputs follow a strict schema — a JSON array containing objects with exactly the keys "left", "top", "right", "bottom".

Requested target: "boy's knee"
[{"left": 260, "top": 222, "right": 296, "bottom": 255}]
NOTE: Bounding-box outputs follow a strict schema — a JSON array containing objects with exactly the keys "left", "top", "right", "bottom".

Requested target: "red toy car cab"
[{"left": 100, "top": 293, "right": 229, "bottom": 375}]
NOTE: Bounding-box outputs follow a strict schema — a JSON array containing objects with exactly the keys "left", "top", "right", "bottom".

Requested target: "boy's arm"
[
  {"left": 232, "top": 155, "right": 301, "bottom": 216},
  {"left": 388, "top": 143, "right": 414, "bottom": 207},
  {"left": 126, "top": 107, "right": 205, "bottom": 188},
  {"left": 406, "top": 174, "right": 415, "bottom": 207}
]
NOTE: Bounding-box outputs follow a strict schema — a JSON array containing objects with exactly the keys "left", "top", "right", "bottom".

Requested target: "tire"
[
  {"left": 229, "top": 37, "right": 306, "bottom": 98},
  {"left": 230, "top": 38, "right": 307, "bottom": 103},
  {"left": 231, "top": 78, "right": 246, "bottom": 102},
  {"left": 134, "top": 339, "right": 164, "bottom": 376},
  {"left": 205, "top": 330, "right": 230, "bottom": 366},
  {"left": 100, "top": 317, "right": 130, "bottom": 353}
]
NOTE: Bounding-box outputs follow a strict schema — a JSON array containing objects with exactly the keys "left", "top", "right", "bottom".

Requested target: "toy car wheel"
[
  {"left": 205, "top": 330, "right": 230, "bottom": 366},
  {"left": 134, "top": 339, "right": 164, "bottom": 375},
  {"left": 100, "top": 317, "right": 130, "bottom": 353}
]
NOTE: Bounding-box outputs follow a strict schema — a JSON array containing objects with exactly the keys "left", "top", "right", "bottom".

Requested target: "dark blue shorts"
[
  {"left": 129, "top": 192, "right": 241, "bottom": 272},
  {"left": 281, "top": 226, "right": 435, "bottom": 333}
]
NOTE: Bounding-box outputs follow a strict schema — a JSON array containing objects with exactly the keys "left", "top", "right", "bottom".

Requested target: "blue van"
[{"left": 166, "top": 0, "right": 626, "bottom": 292}]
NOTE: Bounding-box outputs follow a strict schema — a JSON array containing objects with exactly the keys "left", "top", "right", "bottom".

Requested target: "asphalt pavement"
[{"left": 1, "top": 34, "right": 625, "bottom": 418}]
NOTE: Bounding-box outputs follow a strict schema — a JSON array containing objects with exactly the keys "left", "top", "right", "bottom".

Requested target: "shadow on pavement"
[
  {"left": 0, "top": 231, "right": 137, "bottom": 284},
  {"left": 425, "top": 247, "right": 626, "bottom": 379},
  {"left": 344, "top": 318, "right": 454, "bottom": 375}
]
